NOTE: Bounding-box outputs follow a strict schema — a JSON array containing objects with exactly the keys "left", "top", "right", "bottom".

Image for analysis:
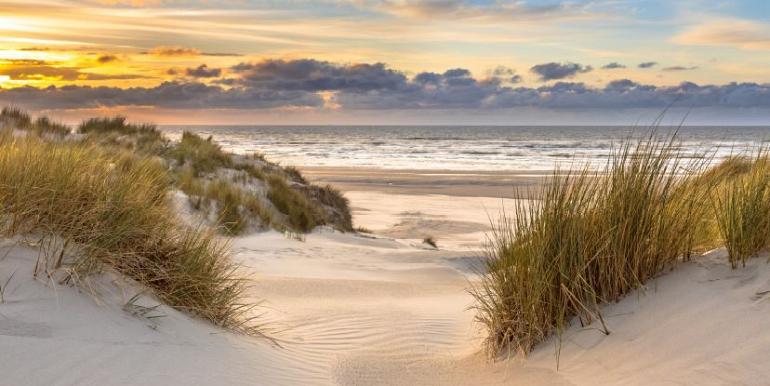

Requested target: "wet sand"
[{"left": 301, "top": 167, "right": 551, "bottom": 199}]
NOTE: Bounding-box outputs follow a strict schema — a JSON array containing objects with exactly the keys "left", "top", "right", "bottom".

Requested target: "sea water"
[{"left": 161, "top": 125, "right": 770, "bottom": 171}]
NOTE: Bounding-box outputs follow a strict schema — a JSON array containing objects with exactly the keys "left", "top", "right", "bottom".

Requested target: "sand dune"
[{"left": 3, "top": 192, "right": 770, "bottom": 385}]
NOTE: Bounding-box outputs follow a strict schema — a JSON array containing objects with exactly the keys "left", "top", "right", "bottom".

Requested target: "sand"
[
  {"left": 2, "top": 170, "right": 770, "bottom": 385},
  {"left": 301, "top": 166, "right": 550, "bottom": 199}
]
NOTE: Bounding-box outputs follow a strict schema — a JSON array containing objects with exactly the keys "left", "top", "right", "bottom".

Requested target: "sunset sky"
[{"left": 1, "top": 0, "right": 769, "bottom": 124}]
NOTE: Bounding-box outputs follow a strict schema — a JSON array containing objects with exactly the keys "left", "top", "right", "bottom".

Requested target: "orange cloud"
[
  {"left": 147, "top": 46, "right": 201, "bottom": 57},
  {"left": 674, "top": 19, "right": 770, "bottom": 50}
]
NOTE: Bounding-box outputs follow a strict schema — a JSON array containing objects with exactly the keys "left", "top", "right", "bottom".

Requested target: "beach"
[
  {"left": 4, "top": 2, "right": 770, "bottom": 383},
  {"left": 3, "top": 162, "right": 770, "bottom": 385}
]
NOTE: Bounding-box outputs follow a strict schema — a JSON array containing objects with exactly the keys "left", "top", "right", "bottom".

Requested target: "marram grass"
[
  {"left": 471, "top": 134, "right": 716, "bottom": 358},
  {"left": 713, "top": 154, "right": 770, "bottom": 268},
  {"left": 0, "top": 133, "right": 257, "bottom": 333}
]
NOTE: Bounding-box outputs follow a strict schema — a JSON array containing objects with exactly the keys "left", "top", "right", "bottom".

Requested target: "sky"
[{"left": 0, "top": 0, "right": 769, "bottom": 125}]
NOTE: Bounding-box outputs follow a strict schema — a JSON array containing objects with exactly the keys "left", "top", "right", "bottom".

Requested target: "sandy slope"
[{"left": 2, "top": 191, "right": 770, "bottom": 385}]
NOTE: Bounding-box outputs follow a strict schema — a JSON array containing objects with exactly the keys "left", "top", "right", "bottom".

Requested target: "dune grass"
[
  {"left": 713, "top": 154, "right": 770, "bottom": 268},
  {"left": 472, "top": 134, "right": 714, "bottom": 357},
  {"left": 266, "top": 174, "right": 323, "bottom": 232},
  {"left": 78, "top": 116, "right": 168, "bottom": 154},
  {"left": 1, "top": 107, "right": 70, "bottom": 137},
  {"left": 0, "top": 133, "right": 256, "bottom": 332},
  {"left": 172, "top": 131, "right": 233, "bottom": 176}
]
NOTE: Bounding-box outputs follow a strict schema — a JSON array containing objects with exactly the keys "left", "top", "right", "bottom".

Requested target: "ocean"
[{"left": 160, "top": 126, "right": 770, "bottom": 171}]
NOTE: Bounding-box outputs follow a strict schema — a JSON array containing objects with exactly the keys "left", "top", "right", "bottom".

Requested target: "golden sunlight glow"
[{"left": 0, "top": 16, "right": 36, "bottom": 32}]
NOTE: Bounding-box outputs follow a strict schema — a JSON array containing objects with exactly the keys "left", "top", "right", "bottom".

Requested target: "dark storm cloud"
[
  {"left": 638, "top": 61, "right": 658, "bottom": 68},
  {"left": 601, "top": 62, "right": 626, "bottom": 69},
  {"left": 185, "top": 64, "right": 222, "bottom": 78},
  {"left": 530, "top": 62, "right": 593, "bottom": 81},
  {"left": 2, "top": 58, "right": 770, "bottom": 112}
]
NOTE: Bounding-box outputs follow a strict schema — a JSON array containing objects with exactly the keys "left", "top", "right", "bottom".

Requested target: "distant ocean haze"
[{"left": 160, "top": 126, "right": 770, "bottom": 171}]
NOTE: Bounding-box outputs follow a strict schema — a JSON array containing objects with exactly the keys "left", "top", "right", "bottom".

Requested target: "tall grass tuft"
[
  {"left": 266, "top": 174, "right": 322, "bottom": 232},
  {"left": 172, "top": 131, "right": 233, "bottom": 176},
  {"left": 0, "top": 134, "right": 255, "bottom": 331},
  {"left": 472, "top": 134, "right": 711, "bottom": 357},
  {"left": 714, "top": 154, "right": 770, "bottom": 268},
  {"left": 78, "top": 116, "right": 167, "bottom": 154}
]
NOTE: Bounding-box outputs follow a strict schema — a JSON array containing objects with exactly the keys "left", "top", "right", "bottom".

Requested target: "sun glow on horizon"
[{"left": 0, "top": 0, "right": 768, "bottom": 124}]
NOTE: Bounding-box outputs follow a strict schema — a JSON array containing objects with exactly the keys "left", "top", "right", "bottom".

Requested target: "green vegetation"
[
  {"left": 1, "top": 107, "right": 70, "bottom": 137},
  {"left": 714, "top": 155, "right": 770, "bottom": 268},
  {"left": 78, "top": 116, "right": 168, "bottom": 154},
  {"left": 35, "top": 110, "right": 353, "bottom": 235},
  {"left": 266, "top": 174, "right": 323, "bottom": 232},
  {"left": 172, "top": 131, "right": 233, "bottom": 176},
  {"left": 0, "top": 106, "right": 356, "bottom": 335},
  {"left": 471, "top": 135, "right": 770, "bottom": 358},
  {"left": 0, "top": 134, "right": 254, "bottom": 331}
]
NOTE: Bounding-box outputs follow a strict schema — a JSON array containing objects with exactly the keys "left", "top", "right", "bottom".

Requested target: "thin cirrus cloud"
[
  {"left": 673, "top": 18, "right": 770, "bottom": 50},
  {"left": 369, "top": 0, "right": 606, "bottom": 21},
  {"left": 0, "top": 59, "right": 149, "bottom": 81},
  {"left": 2, "top": 58, "right": 769, "bottom": 112}
]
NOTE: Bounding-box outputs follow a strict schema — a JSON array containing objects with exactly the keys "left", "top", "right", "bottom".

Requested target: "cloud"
[
  {"left": 530, "top": 62, "right": 592, "bottom": 81},
  {"left": 2, "top": 58, "right": 770, "bottom": 113},
  {"left": 146, "top": 46, "right": 201, "bottom": 57},
  {"left": 490, "top": 66, "right": 522, "bottom": 83},
  {"left": 601, "top": 62, "right": 626, "bottom": 69},
  {"left": 673, "top": 19, "right": 770, "bottom": 50},
  {"left": 97, "top": 54, "right": 119, "bottom": 64},
  {"left": 638, "top": 61, "right": 657, "bottom": 69},
  {"left": 201, "top": 52, "right": 243, "bottom": 57},
  {"left": 370, "top": 0, "right": 605, "bottom": 22},
  {"left": 0, "top": 81, "right": 322, "bottom": 110},
  {"left": 662, "top": 66, "right": 698, "bottom": 72},
  {"left": 185, "top": 64, "right": 222, "bottom": 78},
  {"left": 0, "top": 62, "right": 149, "bottom": 81},
  {"left": 231, "top": 59, "right": 408, "bottom": 92}
]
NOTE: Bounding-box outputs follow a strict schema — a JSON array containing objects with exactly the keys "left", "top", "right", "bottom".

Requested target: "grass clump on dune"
[
  {"left": 267, "top": 174, "right": 323, "bottom": 232},
  {"left": 1, "top": 107, "right": 70, "bottom": 137},
  {"left": 172, "top": 131, "right": 233, "bottom": 176},
  {"left": 0, "top": 133, "right": 256, "bottom": 332},
  {"left": 203, "top": 179, "right": 273, "bottom": 235},
  {"left": 713, "top": 155, "right": 770, "bottom": 268},
  {"left": 78, "top": 116, "right": 167, "bottom": 154},
  {"left": 472, "top": 134, "right": 712, "bottom": 357}
]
